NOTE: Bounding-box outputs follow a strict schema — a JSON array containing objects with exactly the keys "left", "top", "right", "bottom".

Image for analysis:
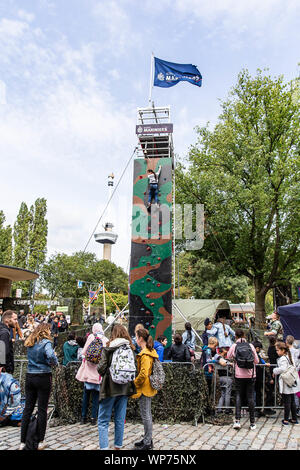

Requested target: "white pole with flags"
[{"left": 148, "top": 52, "right": 154, "bottom": 106}]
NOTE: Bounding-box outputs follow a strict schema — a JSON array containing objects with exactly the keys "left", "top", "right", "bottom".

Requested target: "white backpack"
[
  {"left": 281, "top": 357, "right": 298, "bottom": 388},
  {"left": 109, "top": 344, "right": 136, "bottom": 385}
]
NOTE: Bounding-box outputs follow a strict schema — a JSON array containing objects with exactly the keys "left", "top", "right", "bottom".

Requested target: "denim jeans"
[
  {"left": 235, "top": 377, "right": 256, "bottom": 424},
  {"left": 217, "top": 376, "right": 233, "bottom": 409},
  {"left": 139, "top": 395, "right": 153, "bottom": 445},
  {"left": 82, "top": 387, "right": 99, "bottom": 419},
  {"left": 98, "top": 395, "right": 128, "bottom": 449},
  {"left": 148, "top": 184, "right": 158, "bottom": 204}
]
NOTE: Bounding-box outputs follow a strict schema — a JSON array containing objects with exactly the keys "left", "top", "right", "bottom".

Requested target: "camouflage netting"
[{"left": 52, "top": 362, "right": 213, "bottom": 426}]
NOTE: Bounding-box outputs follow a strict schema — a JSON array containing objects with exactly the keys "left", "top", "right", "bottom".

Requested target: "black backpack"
[{"left": 235, "top": 340, "right": 254, "bottom": 369}]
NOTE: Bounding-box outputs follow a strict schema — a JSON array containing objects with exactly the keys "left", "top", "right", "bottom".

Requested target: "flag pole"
[{"left": 148, "top": 52, "right": 154, "bottom": 106}]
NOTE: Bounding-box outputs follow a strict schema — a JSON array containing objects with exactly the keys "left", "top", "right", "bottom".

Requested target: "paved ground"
[{"left": 1, "top": 412, "right": 300, "bottom": 450}]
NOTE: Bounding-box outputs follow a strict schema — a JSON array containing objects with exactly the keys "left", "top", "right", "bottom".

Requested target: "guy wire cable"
[{"left": 82, "top": 146, "right": 137, "bottom": 254}]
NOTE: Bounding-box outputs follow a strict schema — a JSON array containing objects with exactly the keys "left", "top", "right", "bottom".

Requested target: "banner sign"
[{"left": 136, "top": 124, "right": 173, "bottom": 135}]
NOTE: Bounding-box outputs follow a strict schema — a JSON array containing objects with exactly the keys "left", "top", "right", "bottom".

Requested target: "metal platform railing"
[
  {"left": 203, "top": 362, "right": 285, "bottom": 412},
  {"left": 136, "top": 106, "right": 174, "bottom": 160}
]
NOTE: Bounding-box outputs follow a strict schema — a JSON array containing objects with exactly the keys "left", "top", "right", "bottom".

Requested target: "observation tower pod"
[
  {"left": 129, "top": 105, "right": 174, "bottom": 346},
  {"left": 94, "top": 174, "right": 118, "bottom": 261}
]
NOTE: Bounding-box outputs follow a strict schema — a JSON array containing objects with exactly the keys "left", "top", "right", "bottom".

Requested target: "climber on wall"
[{"left": 147, "top": 166, "right": 161, "bottom": 210}]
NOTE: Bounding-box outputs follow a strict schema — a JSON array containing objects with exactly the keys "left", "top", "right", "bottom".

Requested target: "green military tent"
[{"left": 172, "top": 299, "right": 231, "bottom": 331}]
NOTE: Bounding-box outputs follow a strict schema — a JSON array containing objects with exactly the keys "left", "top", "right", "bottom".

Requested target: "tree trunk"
[{"left": 254, "top": 279, "right": 267, "bottom": 329}]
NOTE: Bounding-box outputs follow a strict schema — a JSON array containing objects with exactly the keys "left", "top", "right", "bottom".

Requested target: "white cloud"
[
  {"left": 0, "top": 80, "right": 6, "bottom": 104},
  {"left": 17, "top": 9, "right": 35, "bottom": 23},
  {"left": 0, "top": 14, "right": 137, "bottom": 271},
  {"left": 92, "top": 0, "right": 141, "bottom": 56},
  {"left": 0, "top": 18, "right": 28, "bottom": 37}
]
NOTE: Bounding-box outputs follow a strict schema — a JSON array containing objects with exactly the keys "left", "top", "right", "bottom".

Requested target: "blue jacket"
[
  {"left": 27, "top": 339, "right": 58, "bottom": 374},
  {"left": 154, "top": 341, "right": 164, "bottom": 362}
]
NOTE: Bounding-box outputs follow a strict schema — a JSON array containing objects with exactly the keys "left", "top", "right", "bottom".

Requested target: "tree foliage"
[
  {"left": 27, "top": 198, "right": 48, "bottom": 270},
  {"left": 13, "top": 202, "right": 31, "bottom": 268},
  {"left": 176, "top": 69, "right": 300, "bottom": 325},
  {"left": 0, "top": 211, "right": 12, "bottom": 265},
  {"left": 40, "top": 251, "right": 128, "bottom": 299},
  {"left": 177, "top": 252, "right": 250, "bottom": 303}
]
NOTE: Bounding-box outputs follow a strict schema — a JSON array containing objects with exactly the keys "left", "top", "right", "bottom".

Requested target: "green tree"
[
  {"left": 0, "top": 211, "right": 12, "bottom": 265},
  {"left": 177, "top": 252, "right": 250, "bottom": 302},
  {"left": 40, "top": 251, "right": 128, "bottom": 299},
  {"left": 176, "top": 69, "right": 300, "bottom": 327},
  {"left": 28, "top": 198, "right": 48, "bottom": 271},
  {"left": 13, "top": 202, "right": 31, "bottom": 268}
]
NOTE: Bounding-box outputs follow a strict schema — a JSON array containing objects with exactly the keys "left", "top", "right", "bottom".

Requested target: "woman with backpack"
[
  {"left": 97, "top": 324, "right": 136, "bottom": 450},
  {"left": 19, "top": 323, "right": 58, "bottom": 450},
  {"left": 207, "top": 313, "right": 235, "bottom": 349},
  {"left": 182, "top": 322, "right": 196, "bottom": 361},
  {"left": 132, "top": 328, "right": 159, "bottom": 451},
  {"left": 273, "top": 341, "right": 300, "bottom": 425},
  {"left": 227, "top": 329, "right": 259, "bottom": 431},
  {"left": 76, "top": 323, "right": 108, "bottom": 425}
]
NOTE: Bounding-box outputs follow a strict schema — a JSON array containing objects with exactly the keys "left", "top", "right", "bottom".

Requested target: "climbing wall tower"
[{"left": 129, "top": 106, "right": 174, "bottom": 346}]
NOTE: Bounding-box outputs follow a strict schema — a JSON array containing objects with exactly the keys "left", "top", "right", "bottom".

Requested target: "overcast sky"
[{"left": 0, "top": 0, "right": 299, "bottom": 273}]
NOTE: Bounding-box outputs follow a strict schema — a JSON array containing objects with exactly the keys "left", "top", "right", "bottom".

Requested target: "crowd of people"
[{"left": 1, "top": 307, "right": 300, "bottom": 450}]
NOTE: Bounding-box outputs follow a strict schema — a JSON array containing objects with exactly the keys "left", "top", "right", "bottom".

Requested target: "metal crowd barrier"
[{"left": 202, "top": 362, "right": 284, "bottom": 411}]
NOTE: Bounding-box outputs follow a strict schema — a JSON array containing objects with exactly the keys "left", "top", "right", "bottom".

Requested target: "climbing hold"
[
  {"left": 146, "top": 278, "right": 151, "bottom": 282},
  {"left": 150, "top": 302, "right": 155, "bottom": 306},
  {"left": 146, "top": 294, "right": 150, "bottom": 298},
  {"left": 157, "top": 283, "right": 161, "bottom": 287}
]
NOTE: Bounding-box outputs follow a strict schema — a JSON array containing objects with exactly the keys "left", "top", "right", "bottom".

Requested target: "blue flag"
[{"left": 153, "top": 57, "right": 202, "bottom": 88}]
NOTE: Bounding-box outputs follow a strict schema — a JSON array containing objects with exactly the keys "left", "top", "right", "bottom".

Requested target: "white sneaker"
[
  {"left": 38, "top": 441, "right": 48, "bottom": 450},
  {"left": 19, "top": 443, "right": 26, "bottom": 450},
  {"left": 250, "top": 423, "right": 256, "bottom": 431},
  {"left": 233, "top": 421, "right": 241, "bottom": 429}
]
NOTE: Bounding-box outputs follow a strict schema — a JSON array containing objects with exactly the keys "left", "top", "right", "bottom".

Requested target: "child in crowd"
[
  {"left": 76, "top": 336, "right": 86, "bottom": 361},
  {"left": 202, "top": 318, "right": 212, "bottom": 346},
  {"left": 182, "top": 322, "right": 196, "bottom": 362},
  {"left": 273, "top": 341, "right": 300, "bottom": 425},
  {"left": 154, "top": 335, "right": 167, "bottom": 362},
  {"left": 285, "top": 336, "right": 300, "bottom": 416},
  {"left": 62, "top": 332, "right": 79, "bottom": 366},
  {"left": 252, "top": 341, "right": 271, "bottom": 417},
  {"left": 201, "top": 337, "right": 219, "bottom": 395},
  {"left": 214, "top": 347, "right": 233, "bottom": 414}
]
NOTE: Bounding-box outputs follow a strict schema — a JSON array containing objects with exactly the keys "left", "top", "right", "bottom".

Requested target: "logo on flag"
[{"left": 154, "top": 57, "right": 202, "bottom": 88}]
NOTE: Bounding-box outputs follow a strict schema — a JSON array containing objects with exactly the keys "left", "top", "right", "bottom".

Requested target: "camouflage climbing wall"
[{"left": 129, "top": 157, "right": 173, "bottom": 346}]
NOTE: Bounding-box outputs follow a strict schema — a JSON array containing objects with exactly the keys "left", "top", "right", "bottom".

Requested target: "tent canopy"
[
  {"left": 278, "top": 302, "right": 300, "bottom": 341},
  {"left": 173, "top": 299, "right": 231, "bottom": 331}
]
